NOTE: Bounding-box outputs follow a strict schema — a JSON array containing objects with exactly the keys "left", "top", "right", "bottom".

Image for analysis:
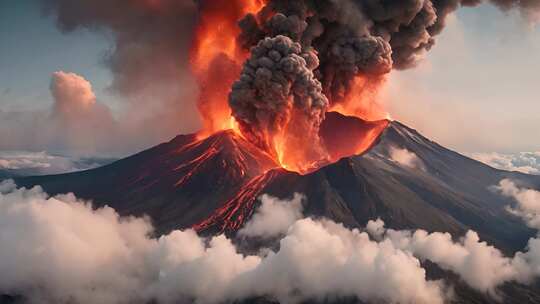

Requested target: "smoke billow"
[
  {"left": 40, "top": 0, "right": 201, "bottom": 146},
  {"left": 0, "top": 181, "right": 445, "bottom": 304},
  {"left": 228, "top": 0, "right": 540, "bottom": 166},
  {"left": 229, "top": 35, "right": 328, "bottom": 161},
  {"left": 36, "top": 0, "right": 539, "bottom": 164},
  {"left": 3, "top": 179, "right": 540, "bottom": 303}
]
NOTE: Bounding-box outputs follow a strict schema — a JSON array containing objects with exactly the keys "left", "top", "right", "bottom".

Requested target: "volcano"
[
  {"left": 9, "top": 112, "right": 540, "bottom": 303},
  {"left": 13, "top": 112, "right": 540, "bottom": 252}
]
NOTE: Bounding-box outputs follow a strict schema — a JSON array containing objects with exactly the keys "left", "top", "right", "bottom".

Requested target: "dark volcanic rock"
[
  {"left": 13, "top": 117, "right": 540, "bottom": 252},
  {"left": 14, "top": 130, "right": 277, "bottom": 235}
]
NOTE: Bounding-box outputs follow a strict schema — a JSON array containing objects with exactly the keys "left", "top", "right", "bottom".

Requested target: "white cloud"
[
  {"left": 0, "top": 181, "right": 445, "bottom": 304},
  {"left": 389, "top": 146, "right": 425, "bottom": 170},
  {"left": 382, "top": 226, "right": 517, "bottom": 294},
  {"left": 3, "top": 178, "right": 540, "bottom": 304},
  {"left": 495, "top": 179, "right": 540, "bottom": 229},
  {"left": 0, "top": 151, "right": 113, "bottom": 175},
  {"left": 238, "top": 193, "right": 304, "bottom": 239},
  {"left": 365, "top": 180, "right": 540, "bottom": 295},
  {"left": 469, "top": 152, "right": 540, "bottom": 175}
]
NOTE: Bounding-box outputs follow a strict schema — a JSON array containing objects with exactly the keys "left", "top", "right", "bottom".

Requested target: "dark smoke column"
[{"left": 229, "top": 35, "right": 328, "bottom": 166}]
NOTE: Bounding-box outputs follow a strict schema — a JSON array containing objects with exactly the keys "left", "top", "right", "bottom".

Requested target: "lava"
[
  {"left": 193, "top": 170, "right": 280, "bottom": 233},
  {"left": 190, "top": 1, "right": 389, "bottom": 175},
  {"left": 190, "top": 0, "right": 266, "bottom": 137},
  {"left": 329, "top": 76, "right": 389, "bottom": 121}
]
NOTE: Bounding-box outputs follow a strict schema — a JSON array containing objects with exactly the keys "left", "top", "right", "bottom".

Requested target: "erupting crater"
[{"left": 191, "top": 111, "right": 390, "bottom": 233}]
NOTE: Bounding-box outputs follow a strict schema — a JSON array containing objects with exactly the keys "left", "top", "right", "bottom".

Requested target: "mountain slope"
[
  {"left": 256, "top": 121, "right": 540, "bottom": 253},
  {"left": 14, "top": 131, "right": 277, "bottom": 234},
  {"left": 13, "top": 116, "right": 540, "bottom": 252}
]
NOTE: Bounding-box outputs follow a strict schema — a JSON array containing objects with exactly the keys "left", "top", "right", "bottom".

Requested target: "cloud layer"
[
  {"left": 0, "top": 182, "right": 444, "bottom": 304},
  {"left": 0, "top": 151, "right": 114, "bottom": 175},
  {"left": 1, "top": 179, "right": 540, "bottom": 304},
  {"left": 469, "top": 152, "right": 540, "bottom": 175}
]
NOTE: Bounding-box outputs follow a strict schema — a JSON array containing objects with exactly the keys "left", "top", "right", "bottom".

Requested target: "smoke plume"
[
  {"left": 0, "top": 71, "right": 118, "bottom": 156},
  {"left": 41, "top": 0, "right": 201, "bottom": 146},
  {"left": 229, "top": 35, "right": 328, "bottom": 163},
  {"left": 228, "top": 0, "right": 539, "bottom": 167},
  {"left": 38, "top": 0, "right": 539, "bottom": 167}
]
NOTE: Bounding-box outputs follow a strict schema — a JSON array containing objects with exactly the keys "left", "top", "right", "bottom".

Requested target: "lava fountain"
[{"left": 191, "top": 0, "right": 392, "bottom": 174}]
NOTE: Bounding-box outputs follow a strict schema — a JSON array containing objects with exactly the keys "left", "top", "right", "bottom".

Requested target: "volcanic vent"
[{"left": 189, "top": 0, "right": 397, "bottom": 173}]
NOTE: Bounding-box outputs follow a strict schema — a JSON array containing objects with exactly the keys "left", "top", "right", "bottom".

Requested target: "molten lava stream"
[{"left": 193, "top": 170, "right": 279, "bottom": 233}]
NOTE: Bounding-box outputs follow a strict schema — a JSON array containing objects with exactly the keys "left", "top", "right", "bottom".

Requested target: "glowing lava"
[
  {"left": 190, "top": 0, "right": 266, "bottom": 137},
  {"left": 190, "top": 2, "right": 389, "bottom": 175},
  {"left": 330, "top": 76, "right": 389, "bottom": 121}
]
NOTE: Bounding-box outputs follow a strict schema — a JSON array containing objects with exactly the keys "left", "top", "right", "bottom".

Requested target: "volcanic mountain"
[
  {"left": 9, "top": 112, "right": 540, "bottom": 303},
  {"left": 12, "top": 112, "right": 540, "bottom": 252}
]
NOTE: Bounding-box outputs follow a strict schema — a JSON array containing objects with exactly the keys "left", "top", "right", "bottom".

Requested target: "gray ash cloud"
[
  {"left": 229, "top": 35, "right": 328, "bottom": 157},
  {"left": 236, "top": 0, "right": 539, "bottom": 106}
]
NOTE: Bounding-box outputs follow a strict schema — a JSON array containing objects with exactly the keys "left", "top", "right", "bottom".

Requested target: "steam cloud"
[
  {"left": 0, "top": 181, "right": 444, "bottom": 304},
  {"left": 2, "top": 179, "right": 540, "bottom": 303},
  {"left": 238, "top": 193, "right": 304, "bottom": 239}
]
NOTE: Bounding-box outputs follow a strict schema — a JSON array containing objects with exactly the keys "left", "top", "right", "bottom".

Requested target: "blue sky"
[
  {"left": 0, "top": 0, "right": 114, "bottom": 111},
  {"left": 0, "top": 1, "right": 539, "bottom": 154}
]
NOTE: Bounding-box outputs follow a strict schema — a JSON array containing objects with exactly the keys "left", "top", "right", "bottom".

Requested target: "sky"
[{"left": 0, "top": 0, "right": 539, "bottom": 157}]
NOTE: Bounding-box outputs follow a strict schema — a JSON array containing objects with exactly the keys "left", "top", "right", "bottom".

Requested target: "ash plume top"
[
  {"left": 236, "top": 0, "right": 539, "bottom": 103},
  {"left": 229, "top": 35, "right": 328, "bottom": 157}
]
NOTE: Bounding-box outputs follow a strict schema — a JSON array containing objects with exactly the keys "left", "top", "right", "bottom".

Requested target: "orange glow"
[
  {"left": 330, "top": 76, "right": 389, "bottom": 121},
  {"left": 190, "top": 3, "right": 390, "bottom": 174},
  {"left": 190, "top": 0, "right": 266, "bottom": 135}
]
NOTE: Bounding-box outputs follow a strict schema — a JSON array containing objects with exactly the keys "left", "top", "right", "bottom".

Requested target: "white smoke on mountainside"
[
  {"left": 1, "top": 179, "right": 540, "bottom": 304},
  {"left": 389, "top": 146, "right": 425, "bottom": 170},
  {"left": 238, "top": 193, "right": 304, "bottom": 239},
  {"left": 496, "top": 179, "right": 540, "bottom": 229}
]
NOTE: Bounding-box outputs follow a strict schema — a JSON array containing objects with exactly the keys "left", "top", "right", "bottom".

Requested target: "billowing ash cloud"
[
  {"left": 42, "top": 0, "right": 197, "bottom": 97},
  {"left": 230, "top": 35, "right": 328, "bottom": 157},
  {"left": 235, "top": 0, "right": 540, "bottom": 105},
  {"left": 38, "top": 0, "right": 539, "bottom": 162}
]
